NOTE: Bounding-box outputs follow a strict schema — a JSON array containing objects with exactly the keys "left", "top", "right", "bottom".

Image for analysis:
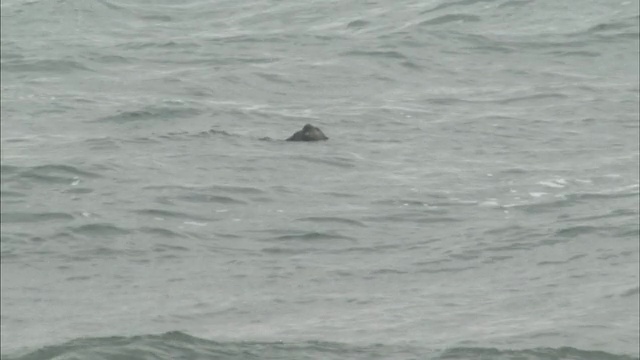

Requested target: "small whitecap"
[
  {"left": 216, "top": 209, "right": 228, "bottom": 213},
  {"left": 82, "top": 212, "right": 91, "bottom": 217},
  {"left": 538, "top": 180, "right": 564, "bottom": 188},
  {"left": 154, "top": 217, "right": 165, "bottom": 221},
  {"left": 529, "top": 192, "right": 547, "bottom": 198},
  {"left": 184, "top": 221, "right": 207, "bottom": 226},
  {"left": 487, "top": 173, "right": 493, "bottom": 177},
  {"left": 480, "top": 199, "right": 500, "bottom": 207},
  {"left": 71, "top": 177, "right": 80, "bottom": 186}
]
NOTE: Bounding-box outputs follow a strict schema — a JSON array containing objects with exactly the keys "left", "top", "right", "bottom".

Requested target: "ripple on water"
[
  {"left": 0, "top": 212, "right": 74, "bottom": 223},
  {"left": 2, "top": 163, "right": 102, "bottom": 186},
  {"left": 133, "top": 209, "right": 214, "bottom": 222},
  {"left": 295, "top": 216, "right": 367, "bottom": 227},
  {"left": 95, "top": 105, "right": 203, "bottom": 123},
  {"left": 264, "top": 231, "right": 356, "bottom": 242},
  {"left": 138, "top": 226, "right": 187, "bottom": 239},
  {"left": 69, "top": 223, "right": 131, "bottom": 237}
]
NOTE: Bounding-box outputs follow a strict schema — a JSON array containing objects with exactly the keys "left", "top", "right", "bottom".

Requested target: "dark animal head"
[{"left": 287, "top": 124, "right": 328, "bottom": 141}]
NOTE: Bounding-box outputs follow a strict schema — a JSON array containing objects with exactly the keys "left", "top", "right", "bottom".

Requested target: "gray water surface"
[{"left": 1, "top": 0, "right": 639, "bottom": 359}]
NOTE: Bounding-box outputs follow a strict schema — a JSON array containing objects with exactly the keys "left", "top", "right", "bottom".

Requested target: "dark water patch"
[
  {"left": 4, "top": 164, "right": 102, "bottom": 186},
  {"left": 538, "top": 254, "right": 587, "bottom": 266},
  {"left": 555, "top": 225, "right": 600, "bottom": 237},
  {"left": 417, "top": 265, "right": 476, "bottom": 274},
  {"left": 204, "top": 33, "right": 291, "bottom": 45},
  {"left": 493, "top": 35, "right": 592, "bottom": 51},
  {"left": 497, "top": 93, "right": 569, "bottom": 105},
  {"left": 138, "top": 14, "right": 174, "bottom": 22},
  {"left": 481, "top": 254, "right": 514, "bottom": 264},
  {"left": 84, "top": 137, "right": 121, "bottom": 151},
  {"left": 152, "top": 243, "right": 190, "bottom": 253},
  {"left": 201, "top": 129, "right": 234, "bottom": 137},
  {"left": 340, "top": 50, "right": 409, "bottom": 61},
  {"left": 559, "top": 208, "right": 638, "bottom": 223},
  {"left": 419, "top": 14, "right": 481, "bottom": 27},
  {"left": 90, "top": 54, "right": 132, "bottom": 64},
  {"left": 63, "top": 187, "right": 94, "bottom": 194},
  {"left": 365, "top": 212, "right": 461, "bottom": 224},
  {"left": 614, "top": 226, "right": 639, "bottom": 238},
  {"left": 546, "top": 50, "right": 600, "bottom": 57},
  {"left": 212, "top": 232, "right": 242, "bottom": 240},
  {"left": 483, "top": 237, "right": 550, "bottom": 252},
  {"left": 133, "top": 209, "right": 213, "bottom": 222},
  {"left": 587, "top": 14, "right": 640, "bottom": 35},
  {"left": 2, "top": 331, "right": 639, "bottom": 360},
  {"left": 65, "top": 275, "right": 94, "bottom": 282},
  {"left": 439, "top": 346, "right": 638, "bottom": 360},
  {"left": 138, "top": 227, "right": 185, "bottom": 239},
  {"left": 94, "top": 0, "right": 129, "bottom": 12},
  {"left": 401, "top": 60, "right": 423, "bottom": 70},
  {"left": 0, "top": 190, "right": 26, "bottom": 199},
  {"left": 144, "top": 184, "right": 265, "bottom": 196},
  {"left": 446, "top": 33, "right": 515, "bottom": 54},
  {"left": 483, "top": 224, "right": 530, "bottom": 237},
  {"left": 620, "top": 286, "right": 639, "bottom": 298},
  {"left": 370, "top": 268, "right": 408, "bottom": 275},
  {"left": 335, "top": 243, "right": 406, "bottom": 255},
  {"left": 70, "top": 223, "right": 131, "bottom": 237},
  {"left": 266, "top": 231, "right": 356, "bottom": 242},
  {"left": 96, "top": 105, "right": 202, "bottom": 123},
  {"left": 146, "top": 186, "right": 260, "bottom": 206},
  {"left": 28, "top": 164, "right": 101, "bottom": 179},
  {"left": 426, "top": 96, "right": 480, "bottom": 105},
  {"left": 117, "top": 39, "right": 201, "bottom": 51},
  {"left": 420, "top": 0, "right": 494, "bottom": 15},
  {"left": 287, "top": 153, "right": 353, "bottom": 168},
  {"left": 321, "top": 191, "right": 361, "bottom": 198},
  {"left": 261, "top": 246, "right": 315, "bottom": 255},
  {"left": 1, "top": 165, "right": 21, "bottom": 176},
  {"left": 1, "top": 212, "right": 74, "bottom": 223},
  {"left": 510, "top": 198, "right": 576, "bottom": 214},
  {"left": 295, "top": 216, "right": 366, "bottom": 227},
  {"left": 175, "top": 193, "right": 248, "bottom": 205},
  {"left": 346, "top": 19, "right": 369, "bottom": 29},
  {"left": 372, "top": 199, "right": 446, "bottom": 209},
  {"left": 568, "top": 190, "right": 639, "bottom": 201},
  {"left": 497, "top": 0, "right": 533, "bottom": 8},
  {"left": 254, "top": 72, "right": 292, "bottom": 84},
  {"left": 1, "top": 58, "right": 93, "bottom": 73}
]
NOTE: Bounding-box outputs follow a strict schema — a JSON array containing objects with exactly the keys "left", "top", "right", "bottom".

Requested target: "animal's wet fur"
[{"left": 286, "top": 124, "right": 328, "bottom": 141}]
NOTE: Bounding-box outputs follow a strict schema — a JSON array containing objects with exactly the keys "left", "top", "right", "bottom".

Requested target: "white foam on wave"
[
  {"left": 538, "top": 179, "right": 566, "bottom": 188},
  {"left": 479, "top": 199, "right": 500, "bottom": 207}
]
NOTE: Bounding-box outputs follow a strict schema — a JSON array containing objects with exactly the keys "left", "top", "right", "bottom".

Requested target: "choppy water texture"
[{"left": 1, "top": 0, "right": 639, "bottom": 359}]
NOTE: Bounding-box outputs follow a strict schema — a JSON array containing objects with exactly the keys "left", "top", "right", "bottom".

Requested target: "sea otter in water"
[{"left": 286, "top": 124, "right": 328, "bottom": 141}]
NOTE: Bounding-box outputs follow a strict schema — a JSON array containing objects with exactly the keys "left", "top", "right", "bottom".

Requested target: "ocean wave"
[
  {"left": 1, "top": 164, "right": 102, "bottom": 186},
  {"left": 5, "top": 331, "right": 637, "bottom": 360},
  {"left": 0, "top": 58, "right": 93, "bottom": 74},
  {"left": 95, "top": 104, "right": 203, "bottom": 123}
]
